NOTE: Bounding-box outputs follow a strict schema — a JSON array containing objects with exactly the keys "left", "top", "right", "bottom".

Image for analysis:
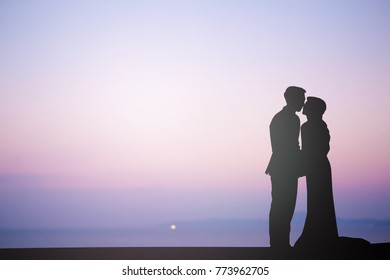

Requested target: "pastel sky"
[{"left": 0, "top": 0, "right": 389, "bottom": 229}]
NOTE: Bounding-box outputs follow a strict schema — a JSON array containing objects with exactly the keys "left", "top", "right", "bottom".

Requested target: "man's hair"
[{"left": 284, "top": 86, "right": 306, "bottom": 103}]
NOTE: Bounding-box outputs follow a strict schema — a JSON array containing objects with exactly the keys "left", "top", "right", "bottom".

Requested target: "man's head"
[{"left": 284, "top": 86, "right": 306, "bottom": 112}]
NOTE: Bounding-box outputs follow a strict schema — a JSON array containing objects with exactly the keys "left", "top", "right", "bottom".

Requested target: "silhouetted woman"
[{"left": 295, "top": 97, "right": 338, "bottom": 250}]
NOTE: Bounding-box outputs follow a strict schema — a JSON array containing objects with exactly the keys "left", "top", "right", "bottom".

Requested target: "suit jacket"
[{"left": 266, "top": 106, "right": 301, "bottom": 177}]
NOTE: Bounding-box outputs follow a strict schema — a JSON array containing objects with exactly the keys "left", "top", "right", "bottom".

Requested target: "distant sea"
[{"left": 1, "top": 216, "right": 389, "bottom": 248}]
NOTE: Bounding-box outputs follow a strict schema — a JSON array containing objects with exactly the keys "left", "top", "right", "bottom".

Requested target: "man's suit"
[{"left": 266, "top": 106, "right": 301, "bottom": 247}]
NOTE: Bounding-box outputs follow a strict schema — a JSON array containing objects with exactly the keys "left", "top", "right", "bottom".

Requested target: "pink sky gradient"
[{"left": 1, "top": 1, "right": 390, "bottom": 229}]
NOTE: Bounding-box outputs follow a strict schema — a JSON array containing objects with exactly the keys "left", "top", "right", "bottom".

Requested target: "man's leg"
[{"left": 269, "top": 175, "right": 298, "bottom": 248}]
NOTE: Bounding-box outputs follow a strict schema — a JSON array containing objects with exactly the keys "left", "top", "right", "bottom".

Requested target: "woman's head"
[{"left": 303, "top": 97, "right": 327, "bottom": 119}]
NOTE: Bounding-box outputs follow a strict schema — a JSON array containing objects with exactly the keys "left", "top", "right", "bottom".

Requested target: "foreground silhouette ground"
[{"left": 0, "top": 242, "right": 389, "bottom": 260}]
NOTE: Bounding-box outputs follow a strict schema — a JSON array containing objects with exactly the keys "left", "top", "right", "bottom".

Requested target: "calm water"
[
  {"left": 0, "top": 227, "right": 267, "bottom": 248},
  {"left": 1, "top": 218, "right": 389, "bottom": 248}
]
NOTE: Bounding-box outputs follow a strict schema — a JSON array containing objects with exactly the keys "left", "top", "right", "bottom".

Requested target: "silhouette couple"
[{"left": 266, "top": 86, "right": 338, "bottom": 250}]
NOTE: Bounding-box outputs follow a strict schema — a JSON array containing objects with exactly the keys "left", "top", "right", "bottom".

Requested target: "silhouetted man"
[{"left": 266, "top": 86, "right": 306, "bottom": 249}]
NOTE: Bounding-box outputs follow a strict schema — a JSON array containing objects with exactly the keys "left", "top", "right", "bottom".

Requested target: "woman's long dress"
[{"left": 295, "top": 119, "right": 338, "bottom": 249}]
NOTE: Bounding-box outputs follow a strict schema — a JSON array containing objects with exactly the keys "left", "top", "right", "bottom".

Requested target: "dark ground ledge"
[{"left": 0, "top": 243, "right": 389, "bottom": 260}]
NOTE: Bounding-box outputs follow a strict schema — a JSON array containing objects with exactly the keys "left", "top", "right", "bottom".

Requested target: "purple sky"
[{"left": 0, "top": 0, "right": 390, "bottom": 230}]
